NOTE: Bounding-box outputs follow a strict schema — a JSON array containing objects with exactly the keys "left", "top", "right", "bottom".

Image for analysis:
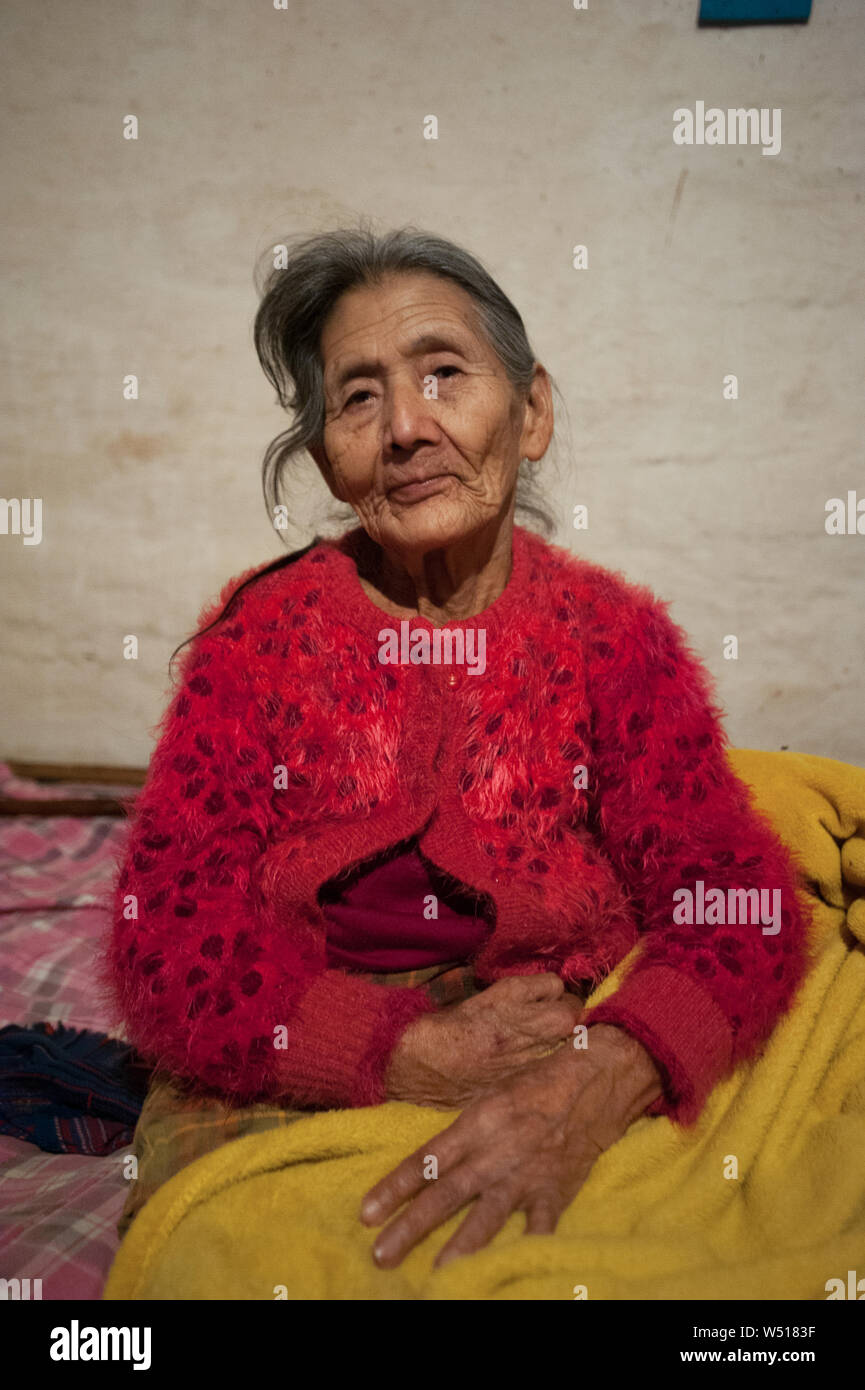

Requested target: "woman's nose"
[{"left": 385, "top": 376, "right": 438, "bottom": 446}]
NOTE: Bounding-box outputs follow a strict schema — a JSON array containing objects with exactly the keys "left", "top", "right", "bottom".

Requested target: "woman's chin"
[{"left": 381, "top": 497, "right": 493, "bottom": 549}]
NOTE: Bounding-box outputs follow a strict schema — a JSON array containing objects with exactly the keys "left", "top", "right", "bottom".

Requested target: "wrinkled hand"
[
  {"left": 363, "top": 1024, "right": 664, "bottom": 1269},
  {"left": 384, "top": 972, "right": 585, "bottom": 1110}
]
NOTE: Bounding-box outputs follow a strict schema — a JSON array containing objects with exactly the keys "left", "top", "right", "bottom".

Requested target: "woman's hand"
[
  {"left": 384, "top": 973, "right": 585, "bottom": 1110},
  {"left": 363, "top": 1023, "right": 664, "bottom": 1269}
]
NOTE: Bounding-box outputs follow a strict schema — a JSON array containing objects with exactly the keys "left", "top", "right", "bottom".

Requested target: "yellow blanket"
[{"left": 104, "top": 749, "right": 865, "bottom": 1300}]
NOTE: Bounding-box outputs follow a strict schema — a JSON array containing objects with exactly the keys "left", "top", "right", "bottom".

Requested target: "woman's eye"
[{"left": 345, "top": 367, "right": 460, "bottom": 407}]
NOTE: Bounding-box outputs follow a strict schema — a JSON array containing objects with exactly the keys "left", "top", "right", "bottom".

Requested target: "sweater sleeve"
[
  {"left": 101, "top": 576, "right": 435, "bottom": 1108},
  {"left": 579, "top": 586, "right": 818, "bottom": 1126}
]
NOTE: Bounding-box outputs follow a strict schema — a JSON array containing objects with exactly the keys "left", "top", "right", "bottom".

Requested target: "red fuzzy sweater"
[{"left": 101, "top": 524, "right": 816, "bottom": 1126}]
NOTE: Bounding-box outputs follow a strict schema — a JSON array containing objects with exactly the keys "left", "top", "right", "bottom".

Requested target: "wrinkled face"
[{"left": 312, "top": 271, "right": 546, "bottom": 555}]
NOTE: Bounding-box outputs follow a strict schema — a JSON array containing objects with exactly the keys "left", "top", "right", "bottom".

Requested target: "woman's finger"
[
  {"left": 523, "top": 1194, "right": 563, "bottom": 1236},
  {"left": 360, "top": 1115, "right": 467, "bottom": 1226},
  {"left": 433, "top": 1182, "right": 521, "bottom": 1269},
  {"left": 525, "top": 999, "right": 585, "bottom": 1041},
  {"left": 506, "top": 972, "right": 564, "bottom": 1003},
  {"left": 370, "top": 1156, "right": 488, "bottom": 1268},
  {"left": 523, "top": 1144, "right": 598, "bottom": 1235}
]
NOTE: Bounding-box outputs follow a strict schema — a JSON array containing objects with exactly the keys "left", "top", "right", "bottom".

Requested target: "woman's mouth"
[{"left": 387, "top": 474, "right": 456, "bottom": 504}]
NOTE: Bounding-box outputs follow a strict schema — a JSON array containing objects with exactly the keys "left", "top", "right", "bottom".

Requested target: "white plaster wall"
[{"left": 1, "top": 0, "right": 862, "bottom": 766}]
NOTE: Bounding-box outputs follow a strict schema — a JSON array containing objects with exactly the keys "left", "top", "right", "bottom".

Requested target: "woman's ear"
[{"left": 519, "top": 365, "right": 554, "bottom": 463}]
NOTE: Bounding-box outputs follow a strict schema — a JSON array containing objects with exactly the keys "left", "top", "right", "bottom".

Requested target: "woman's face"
[{"left": 311, "top": 271, "right": 552, "bottom": 556}]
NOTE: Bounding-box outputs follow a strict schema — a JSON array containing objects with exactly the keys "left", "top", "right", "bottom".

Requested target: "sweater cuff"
[
  {"left": 274, "top": 969, "right": 438, "bottom": 1109},
  {"left": 580, "top": 964, "right": 734, "bottom": 1127}
]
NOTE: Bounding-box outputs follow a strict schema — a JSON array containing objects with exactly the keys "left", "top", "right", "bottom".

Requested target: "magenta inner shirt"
[{"left": 320, "top": 838, "right": 493, "bottom": 972}]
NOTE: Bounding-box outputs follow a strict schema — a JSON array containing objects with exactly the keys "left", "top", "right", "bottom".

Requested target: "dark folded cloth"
[{"left": 0, "top": 1021, "right": 153, "bottom": 1155}]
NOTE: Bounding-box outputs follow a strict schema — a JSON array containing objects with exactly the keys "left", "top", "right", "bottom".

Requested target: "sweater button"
[{"left": 445, "top": 671, "right": 459, "bottom": 688}]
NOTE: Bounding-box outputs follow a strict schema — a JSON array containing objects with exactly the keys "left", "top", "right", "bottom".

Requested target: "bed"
[{"left": 0, "top": 760, "right": 144, "bottom": 1300}]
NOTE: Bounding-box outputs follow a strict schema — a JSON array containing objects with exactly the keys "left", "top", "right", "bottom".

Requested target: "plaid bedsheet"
[{"left": 0, "top": 761, "right": 141, "bottom": 1300}]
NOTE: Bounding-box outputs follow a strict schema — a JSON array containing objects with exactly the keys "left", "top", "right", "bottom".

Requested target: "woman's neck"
[{"left": 351, "top": 514, "right": 515, "bottom": 627}]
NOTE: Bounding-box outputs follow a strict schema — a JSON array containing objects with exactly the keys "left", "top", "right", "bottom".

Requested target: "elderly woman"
[{"left": 104, "top": 226, "right": 812, "bottom": 1273}]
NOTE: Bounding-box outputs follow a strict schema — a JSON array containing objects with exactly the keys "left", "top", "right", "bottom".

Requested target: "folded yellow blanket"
[{"left": 104, "top": 748, "right": 865, "bottom": 1300}]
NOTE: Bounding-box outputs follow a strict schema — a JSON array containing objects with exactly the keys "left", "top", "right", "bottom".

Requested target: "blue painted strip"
[{"left": 699, "top": 0, "right": 811, "bottom": 21}]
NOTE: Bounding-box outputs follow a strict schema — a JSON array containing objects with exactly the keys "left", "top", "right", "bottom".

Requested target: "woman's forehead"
[{"left": 322, "top": 273, "right": 482, "bottom": 351}]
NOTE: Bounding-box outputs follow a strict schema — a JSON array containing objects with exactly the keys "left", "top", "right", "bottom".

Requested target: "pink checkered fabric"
[{"left": 0, "top": 761, "right": 139, "bottom": 1300}]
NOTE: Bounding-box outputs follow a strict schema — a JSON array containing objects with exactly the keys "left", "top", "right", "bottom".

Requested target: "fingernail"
[{"left": 361, "top": 1197, "right": 380, "bottom": 1221}]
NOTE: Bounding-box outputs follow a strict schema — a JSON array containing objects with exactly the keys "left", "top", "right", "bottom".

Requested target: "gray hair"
[{"left": 252, "top": 219, "right": 563, "bottom": 539}]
